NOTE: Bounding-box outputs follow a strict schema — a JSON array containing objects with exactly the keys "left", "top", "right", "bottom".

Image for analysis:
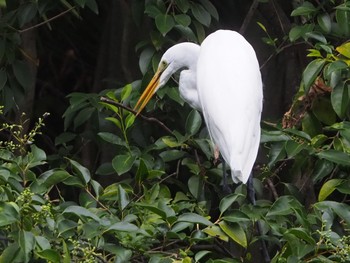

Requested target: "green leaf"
[
  {"left": 0, "top": 244, "right": 21, "bottom": 263},
  {"left": 336, "top": 6, "right": 350, "bottom": 36},
  {"left": 201, "top": 0, "right": 219, "bottom": 20},
  {"left": 159, "top": 149, "right": 185, "bottom": 162},
  {"left": 268, "top": 142, "right": 286, "bottom": 168},
  {"left": 302, "top": 59, "right": 326, "bottom": 93},
  {"left": 121, "top": 84, "right": 132, "bottom": 101},
  {"left": 63, "top": 206, "right": 100, "bottom": 222},
  {"left": 219, "top": 221, "right": 247, "bottom": 248},
  {"left": 318, "top": 179, "right": 344, "bottom": 201},
  {"left": 175, "top": 0, "right": 190, "bottom": 13},
  {"left": 68, "top": 159, "right": 91, "bottom": 184},
  {"left": 37, "top": 169, "right": 71, "bottom": 188},
  {"left": 285, "top": 140, "right": 306, "bottom": 158},
  {"left": 139, "top": 48, "right": 155, "bottom": 75},
  {"left": 136, "top": 203, "right": 166, "bottom": 219},
  {"left": 285, "top": 228, "right": 316, "bottom": 245},
  {"left": 291, "top": 2, "right": 317, "bottom": 16},
  {"left": 203, "top": 225, "right": 228, "bottom": 242},
  {"left": 0, "top": 202, "right": 19, "bottom": 227},
  {"left": 98, "top": 132, "right": 127, "bottom": 147},
  {"left": 86, "top": 0, "right": 98, "bottom": 14},
  {"left": 331, "top": 82, "right": 349, "bottom": 119},
  {"left": 302, "top": 112, "right": 322, "bottom": 137},
  {"left": 73, "top": 107, "right": 95, "bottom": 129},
  {"left": 174, "top": 14, "right": 191, "bottom": 27},
  {"left": 118, "top": 184, "right": 129, "bottom": 210},
  {"left": 317, "top": 149, "right": 350, "bottom": 166},
  {"left": 18, "top": 230, "right": 35, "bottom": 263},
  {"left": 155, "top": 14, "right": 175, "bottom": 36},
  {"left": 105, "top": 222, "right": 139, "bottom": 232},
  {"left": 185, "top": 109, "right": 202, "bottom": 135},
  {"left": 260, "top": 130, "right": 290, "bottom": 143},
  {"left": 36, "top": 249, "right": 61, "bottom": 263},
  {"left": 219, "top": 194, "right": 245, "bottom": 215},
  {"left": 12, "top": 60, "right": 33, "bottom": 89},
  {"left": 336, "top": 42, "right": 350, "bottom": 58},
  {"left": 112, "top": 153, "right": 136, "bottom": 175},
  {"left": 194, "top": 250, "right": 212, "bottom": 262},
  {"left": 312, "top": 159, "right": 334, "bottom": 183},
  {"left": 191, "top": 2, "right": 211, "bottom": 27},
  {"left": 315, "top": 201, "right": 350, "bottom": 226},
  {"left": 317, "top": 13, "right": 331, "bottom": 33},
  {"left": 267, "top": 196, "right": 294, "bottom": 216},
  {"left": 125, "top": 113, "right": 135, "bottom": 130},
  {"left": 177, "top": 213, "right": 213, "bottom": 226},
  {"left": 312, "top": 97, "right": 336, "bottom": 125}
]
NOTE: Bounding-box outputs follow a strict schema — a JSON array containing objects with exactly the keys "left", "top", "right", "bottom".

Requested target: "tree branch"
[
  {"left": 18, "top": 7, "right": 75, "bottom": 33},
  {"left": 100, "top": 97, "right": 173, "bottom": 134},
  {"left": 239, "top": 0, "right": 260, "bottom": 35}
]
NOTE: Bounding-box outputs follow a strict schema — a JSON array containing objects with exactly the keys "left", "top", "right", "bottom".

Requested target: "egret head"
[{"left": 133, "top": 58, "right": 173, "bottom": 115}]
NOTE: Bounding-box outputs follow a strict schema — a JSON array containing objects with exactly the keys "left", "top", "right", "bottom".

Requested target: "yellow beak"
[{"left": 134, "top": 69, "right": 161, "bottom": 116}]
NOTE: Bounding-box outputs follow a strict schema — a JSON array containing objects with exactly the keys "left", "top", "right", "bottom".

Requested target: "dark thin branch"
[
  {"left": 239, "top": 0, "right": 260, "bottom": 35},
  {"left": 100, "top": 97, "right": 173, "bottom": 134},
  {"left": 18, "top": 7, "right": 75, "bottom": 33}
]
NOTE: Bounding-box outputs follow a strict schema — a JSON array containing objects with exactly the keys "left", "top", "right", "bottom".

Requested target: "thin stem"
[{"left": 100, "top": 97, "right": 173, "bottom": 134}]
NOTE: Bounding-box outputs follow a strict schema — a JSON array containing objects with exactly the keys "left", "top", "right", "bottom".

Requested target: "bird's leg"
[{"left": 247, "top": 174, "right": 270, "bottom": 263}]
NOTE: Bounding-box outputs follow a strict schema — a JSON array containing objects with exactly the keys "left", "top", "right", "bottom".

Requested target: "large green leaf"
[
  {"left": 112, "top": 153, "right": 136, "bottom": 175},
  {"left": 37, "top": 169, "right": 71, "bottom": 188},
  {"left": 105, "top": 222, "right": 139, "bottom": 232},
  {"left": 36, "top": 249, "right": 61, "bottom": 263},
  {"left": 191, "top": 2, "right": 211, "bottom": 27},
  {"left": 68, "top": 159, "right": 91, "bottom": 184},
  {"left": 302, "top": 59, "right": 326, "bottom": 93},
  {"left": 331, "top": 82, "right": 349, "bottom": 119},
  {"left": 63, "top": 206, "right": 100, "bottom": 222},
  {"left": 219, "top": 193, "right": 245, "bottom": 215},
  {"left": 318, "top": 179, "right": 344, "bottom": 201},
  {"left": 155, "top": 14, "right": 175, "bottom": 36},
  {"left": 219, "top": 221, "right": 247, "bottom": 248},
  {"left": 185, "top": 109, "right": 202, "bottom": 135},
  {"left": 317, "top": 149, "right": 350, "bottom": 166},
  {"left": 0, "top": 202, "right": 19, "bottom": 227},
  {"left": 177, "top": 213, "right": 213, "bottom": 226},
  {"left": 18, "top": 230, "right": 35, "bottom": 263}
]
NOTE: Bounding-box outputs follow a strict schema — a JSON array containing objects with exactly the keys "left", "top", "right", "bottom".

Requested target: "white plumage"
[{"left": 134, "top": 30, "right": 263, "bottom": 184}]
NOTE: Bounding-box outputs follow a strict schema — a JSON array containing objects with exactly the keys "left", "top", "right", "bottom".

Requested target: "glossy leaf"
[
  {"left": 331, "top": 82, "right": 349, "bottom": 119},
  {"left": 317, "top": 149, "right": 350, "bottom": 166},
  {"left": 105, "top": 222, "right": 139, "bottom": 232},
  {"left": 155, "top": 14, "right": 175, "bottom": 36},
  {"left": 177, "top": 213, "right": 212, "bottom": 226},
  {"left": 63, "top": 206, "right": 100, "bottom": 222},
  {"left": 69, "top": 159, "right": 91, "bottom": 184},
  {"left": 112, "top": 153, "right": 136, "bottom": 175},
  {"left": 219, "top": 193, "right": 245, "bottom": 215},
  {"left": 185, "top": 109, "right": 202, "bottom": 135},
  {"left": 203, "top": 225, "right": 228, "bottom": 242},
  {"left": 317, "top": 13, "right": 331, "bottom": 33},
  {"left": 219, "top": 221, "right": 247, "bottom": 248},
  {"left": 191, "top": 2, "right": 211, "bottom": 27},
  {"left": 302, "top": 59, "right": 326, "bottom": 92},
  {"left": 318, "top": 179, "right": 344, "bottom": 201}
]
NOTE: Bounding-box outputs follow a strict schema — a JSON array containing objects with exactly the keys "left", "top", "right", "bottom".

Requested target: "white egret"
[{"left": 134, "top": 30, "right": 263, "bottom": 185}]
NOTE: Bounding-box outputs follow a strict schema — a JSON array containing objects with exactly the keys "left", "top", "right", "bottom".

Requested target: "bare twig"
[
  {"left": 18, "top": 7, "right": 75, "bottom": 33},
  {"left": 100, "top": 96, "right": 173, "bottom": 134},
  {"left": 239, "top": 0, "right": 260, "bottom": 35},
  {"left": 266, "top": 178, "right": 278, "bottom": 200}
]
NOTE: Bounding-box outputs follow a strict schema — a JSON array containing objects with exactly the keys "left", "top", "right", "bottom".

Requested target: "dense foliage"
[{"left": 0, "top": 0, "right": 350, "bottom": 262}]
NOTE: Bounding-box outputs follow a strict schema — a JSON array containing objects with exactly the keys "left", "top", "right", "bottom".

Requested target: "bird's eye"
[{"left": 160, "top": 61, "right": 168, "bottom": 70}]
